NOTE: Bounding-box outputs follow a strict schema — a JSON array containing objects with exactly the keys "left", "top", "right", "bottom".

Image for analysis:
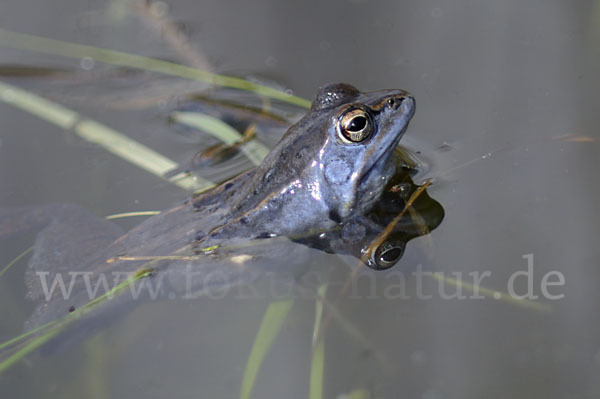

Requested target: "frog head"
[
  {"left": 231, "top": 83, "right": 415, "bottom": 235},
  {"left": 308, "top": 83, "right": 415, "bottom": 220}
]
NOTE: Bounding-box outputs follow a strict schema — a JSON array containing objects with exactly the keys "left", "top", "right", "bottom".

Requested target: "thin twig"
[{"left": 131, "top": 0, "right": 213, "bottom": 71}]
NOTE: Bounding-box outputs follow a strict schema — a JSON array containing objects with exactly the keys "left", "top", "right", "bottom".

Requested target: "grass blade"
[
  {"left": 0, "top": 246, "right": 32, "bottom": 278},
  {"left": 310, "top": 284, "right": 328, "bottom": 399},
  {"left": 105, "top": 211, "right": 161, "bottom": 220},
  {"left": 310, "top": 341, "right": 325, "bottom": 399},
  {"left": 0, "top": 29, "right": 311, "bottom": 109},
  {"left": 0, "top": 270, "right": 153, "bottom": 373},
  {"left": 0, "top": 80, "right": 213, "bottom": 192},
  {"left": 171, "top": 112, "right": 269, "bottom": 166},
  {"left": 240, "top": 299, "right": 294, "bottom": 399},
  {"left": 429, "top": 273, "right": 552, "bottom": 313}
]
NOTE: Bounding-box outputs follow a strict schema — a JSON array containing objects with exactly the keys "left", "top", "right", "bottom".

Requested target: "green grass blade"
[
  {"left": 82, "top": 333, "right": 111, "bottom": 399},
  {"left": 0, "top": 320, "right": 58, "bottom": 352},
  {"left": 0, "top": 79, "right": 78, "bottom": 128},
  {"left": 0, "top": 29, "right": 311, "bottom": 109},
  {"left": 340, "top": 389, "right": 371, "bottom": 399},
  {"left": 310, "top": 341, "right": 325, "bottom": 399},
  {"left": 172, "top": 112, "right": 242, "bottom": 145},
  {"left": 171, "top": 112, "right": 269, "bottom": 166},
  {"left": 428, "top": 273, "right": 553, "bottom": 313},
  {"left": 240, "top": 299, "right": 294, "bottom": 399},
  {"left": 0, "top": 246, "right": 32, "bottom": 278},
  {"left": 0, "top": 326, "right": 62, "bottom": 374},
  {"left": 0, "top": 80, "right": 213, "bottom": 192},
  {"left": 241, "top": 141, "right": 270, "bottom": 166},
  {"left": 0, "top": 271, "right": 152, "bottom": 373},
  {"left": 310, "top": 283, "right": 328, "bottom": 399},
  {"left": 105, "top": 211, "right": 161, "bottom": 220}
]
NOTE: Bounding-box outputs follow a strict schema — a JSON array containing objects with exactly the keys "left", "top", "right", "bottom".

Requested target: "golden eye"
[{"left": 338, "top": 108, "right": 373, "bottom": 143}]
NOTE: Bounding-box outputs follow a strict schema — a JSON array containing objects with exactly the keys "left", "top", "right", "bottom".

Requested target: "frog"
[{"left": 0, "top": 83, "right": 443, "bottom": 332}]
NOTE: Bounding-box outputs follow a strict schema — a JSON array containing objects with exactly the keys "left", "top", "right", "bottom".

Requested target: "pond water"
[{"left": 1, "top": 1, "right": 599, "bottom": 398}]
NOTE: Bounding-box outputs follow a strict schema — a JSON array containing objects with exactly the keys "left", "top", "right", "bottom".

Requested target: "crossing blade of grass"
[
  {"left": 0, "top": 320, "right": 58, "bottom": 354},
  {"left": 339, "top": 388, "right": 372, "bottom": 399},
  {"left": 240, "top": 299, "right": 294, "bottom": 399},
  {"left": 0, "top": 29, "right": 311, "bottom": 109},
  {"left": 0, "top": 270, "right": 153, "bottom": 373},
  {"left": 105, "top": 211, "right": 161, "bottom": 220},
  {"left": 0, "top": 246, "right": 32, "bottom": 278},
  {"left": 171, "top": 111, "right": 269, "bottom": 166},
  {"left": 0, "top": 324, "right": 63, "bottom": 374},
  {"left": 310, "top": 340, "right": 325, "bottom": 399},
  {"left": 0, "top": 212, "right": 157, "bottom": 284},
  {"left": 429, "top": 273, "right": 553, "bottom": 313},
  {"left": 0, "top": 80, "right": 213, "bottom": 192},
  {"left": 82, "top": 333, "right": 111, "bottom": 399},
  {"left": 310, "top": 283, "right": 328, "bottom": 399}
]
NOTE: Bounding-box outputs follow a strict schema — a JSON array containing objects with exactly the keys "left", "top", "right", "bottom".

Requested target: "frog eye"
[
  {"left": 369, "top": 240, "right": 405, "bottom": 270},
  {"left": 338, "top": 108, "right": 373, "bottom": 143}
]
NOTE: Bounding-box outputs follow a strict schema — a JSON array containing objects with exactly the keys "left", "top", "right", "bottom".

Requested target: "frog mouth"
[
  {"left": 356, "top": 96, "right": 415, "bottom": 209},
  {"left": 359, "top": 137, "right": 400, "bottom": 195},
  {"left": 362, "top": 96, "right": 415, "bottom": 181}
]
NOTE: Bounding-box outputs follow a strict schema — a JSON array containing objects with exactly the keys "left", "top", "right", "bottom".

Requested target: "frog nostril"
[{"left": 386, "top": 97, "right": 404, "bottom": 109}]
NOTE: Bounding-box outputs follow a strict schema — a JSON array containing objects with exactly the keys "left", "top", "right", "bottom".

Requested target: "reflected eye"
[
  {"left": 369, "top": 240, "right": 405, "bottom": 270},
  {"left": 338, "top": 108, "right": 373, "bottom": 143}
]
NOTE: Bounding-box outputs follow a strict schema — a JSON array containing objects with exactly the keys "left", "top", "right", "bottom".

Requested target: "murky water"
[{"left": 1, "top": 1, "right": 599, "bottom": 398}]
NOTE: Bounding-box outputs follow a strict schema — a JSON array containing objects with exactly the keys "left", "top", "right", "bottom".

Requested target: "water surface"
[{"left": 0, "top": 1, "right": 599, "bottom": 398}]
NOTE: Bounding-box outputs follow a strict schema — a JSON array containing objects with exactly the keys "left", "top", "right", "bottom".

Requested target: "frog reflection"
[{"left": 293, "top": 158, "right": 444, "bottom": 270}]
